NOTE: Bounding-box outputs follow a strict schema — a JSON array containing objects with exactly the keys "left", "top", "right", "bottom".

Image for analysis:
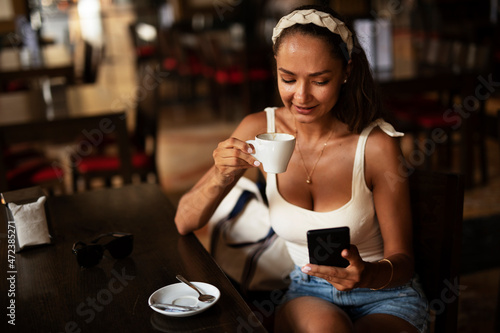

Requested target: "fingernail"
[
  {"left": 248, "top": 148, "right": 253, "bottom": 153},
  {"left": 253, "top": 161, "right": 260, "bottom": 166},
  {"left": 301, "top": 266, "right": 311, "bottom": 273}
]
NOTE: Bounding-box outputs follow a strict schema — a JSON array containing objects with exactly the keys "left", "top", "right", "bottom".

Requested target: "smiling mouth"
[{"left": 294, "top": 105, "right": 317, "bottom": 113}]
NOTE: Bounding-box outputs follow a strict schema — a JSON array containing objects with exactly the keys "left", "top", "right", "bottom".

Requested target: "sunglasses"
[{"left": 72, "top": 232, "right": 133, "bottom": 268}]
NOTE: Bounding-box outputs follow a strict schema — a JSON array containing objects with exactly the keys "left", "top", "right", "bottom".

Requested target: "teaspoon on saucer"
[
  {"left": 151, "top": 303, "right": 200, "bottom": 312},
  {"left": 176, "top": 275, "right": 216, "bottom": 303}
]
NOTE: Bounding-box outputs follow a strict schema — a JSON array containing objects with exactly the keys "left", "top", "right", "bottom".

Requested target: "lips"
[{"left": 294, "top": 104, "right": 317, "bottom": 115}]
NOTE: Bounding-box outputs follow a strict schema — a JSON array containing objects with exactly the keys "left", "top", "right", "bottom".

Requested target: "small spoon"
[
  {"left": 151, "top": 303, "right": 200, "bottom": 312},
  {"left": 176, "top": 275, "right": 216, "bottom": 303}
]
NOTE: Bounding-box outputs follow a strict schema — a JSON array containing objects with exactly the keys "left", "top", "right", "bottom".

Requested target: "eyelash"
[
  {"left": 315, "top": 80, "right": 329, "bottom": 86},
  {"left": 280, "top": 78, "right": 330, "bottom": 86}
]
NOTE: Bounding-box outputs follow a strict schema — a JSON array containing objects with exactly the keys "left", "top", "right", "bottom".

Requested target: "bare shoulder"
[
  {"left": 365, "top": 127, "right": 406, "bottom": 185},
  {"left": 366, "top": 127, "right": 402, "bottom": 155}
]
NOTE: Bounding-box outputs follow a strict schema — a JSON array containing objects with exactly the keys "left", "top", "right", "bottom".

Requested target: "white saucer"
[{"left": 148, "top": 282, "right": 220, "bottom": 317}]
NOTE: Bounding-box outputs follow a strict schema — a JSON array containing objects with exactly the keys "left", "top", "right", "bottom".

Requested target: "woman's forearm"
[
  {"left": 174, "top": 166, "right": 242, "bottom": 235},
  {"left": 362, "top": 253, "right": 414, "bottom": 290}
]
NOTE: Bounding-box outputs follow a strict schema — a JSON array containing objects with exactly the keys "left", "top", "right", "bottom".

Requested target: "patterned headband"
[{"left": 272, "top": 9, "right": 353, "bottom": 56}]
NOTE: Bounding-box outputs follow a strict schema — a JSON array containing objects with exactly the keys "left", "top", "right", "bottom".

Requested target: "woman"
[{"left": 175, "top": 4, "right": 428, "bottom": 333}]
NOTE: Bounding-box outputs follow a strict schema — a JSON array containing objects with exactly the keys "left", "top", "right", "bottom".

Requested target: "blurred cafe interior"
[{"left": 1, "top": 0, "right": 500, "bottom": 331}]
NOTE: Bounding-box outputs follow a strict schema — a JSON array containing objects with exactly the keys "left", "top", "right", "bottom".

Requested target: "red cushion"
[
  {"left": 415, "top": 114, "right": 453, "bottom": 128},
  {"left": 7, "top": 159, "right": 48, "bottom": 179},
  {"left": 136, "top": 45, "right": 156, "bottom": 57},
  {"left": 31, "top": 166, "right": 64, "bottom": 183},
  {"left": 162, "top": 57, "right": 178, "bottom": 71},
  {"left": 214, "top": 70, "right": 229, "bottom": 84},
  {"left": 385, "top": 97, "right": 454, "bottom": 129},
  {"left": 77, "top": 152, "right": 153, "bottom": 173},
  {"left": 188, "top": 55, "right": 203, "bottom": 75},
  {"left": 7, "top": 159, "right": 63, "bottom": 188},
  {"left": 248, "top": 68, "right": 271, "bottom": 81},
  {"left": 229, "top": 70, "right": 244, "bottom": 83},
  {"left": 215, "top": 68, "right": 244, "bottom": 84}
]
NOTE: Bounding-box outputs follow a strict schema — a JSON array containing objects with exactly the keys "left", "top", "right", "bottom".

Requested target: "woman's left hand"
[{"left": 301, "top": 245, "right": 368, "bottom": 291}]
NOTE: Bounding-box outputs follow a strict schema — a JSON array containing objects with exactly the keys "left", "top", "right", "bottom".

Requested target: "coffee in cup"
[{"left": 246, "top": 133, "right": 295, "bottom": 173}]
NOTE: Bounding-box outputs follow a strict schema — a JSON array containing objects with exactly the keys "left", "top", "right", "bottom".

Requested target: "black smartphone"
[{"left": 307, "top": 227, "right": 350, "bottom": 267}]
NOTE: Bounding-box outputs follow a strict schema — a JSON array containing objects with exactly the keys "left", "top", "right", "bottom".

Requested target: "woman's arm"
[
  {"left": 363, "top": 128, "right": 414, "bottom": 288},
  {"left": 174, "top": 112, "right": 266, "bottom": 235},
  {"left": 174, "top": 165, "right": 243, "bottom": 235}
]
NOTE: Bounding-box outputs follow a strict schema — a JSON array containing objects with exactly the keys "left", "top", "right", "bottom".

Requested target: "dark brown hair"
[{"left": 273, "top": 5, "right": 385, "bottom": 133}]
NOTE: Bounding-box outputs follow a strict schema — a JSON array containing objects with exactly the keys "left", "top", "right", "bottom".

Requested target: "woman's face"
[{"left": 275, "top": 32, "right": 348, "bottom": 124}]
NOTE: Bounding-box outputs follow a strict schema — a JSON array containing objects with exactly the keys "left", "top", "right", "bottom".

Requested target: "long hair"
[{"left": 272, "top": 5, "right": 385, "bottom": 133}]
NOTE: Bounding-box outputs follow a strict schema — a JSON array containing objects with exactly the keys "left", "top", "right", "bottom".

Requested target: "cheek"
[
  {"left": 318, "top": 89, "right": 337, "bottom": 102},
  {"left": 320, "top": 83, "right": 342, "bottom": 102},
  {"left": 277, "top": 82, "right": 293, "bottom": 100}
]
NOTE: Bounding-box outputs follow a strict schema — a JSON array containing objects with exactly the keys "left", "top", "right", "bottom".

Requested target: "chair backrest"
[
  {"left": 82, "top": 40, "right": 103, "bottom": 84},
  {"left": 409, "top": 169, "right": 464, "bottom": 333},
  {"left": 0, "top": 112, "right": 132, "bottom": 192}
]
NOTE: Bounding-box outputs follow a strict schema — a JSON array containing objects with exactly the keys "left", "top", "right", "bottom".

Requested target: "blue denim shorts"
[{"left": 281, "top": 266, "right": 429, "bottom": 333}]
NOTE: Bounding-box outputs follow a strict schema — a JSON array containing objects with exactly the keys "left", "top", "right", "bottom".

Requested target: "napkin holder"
[{"left": 1, "top": 186, "right": 53, "bottom": 252}]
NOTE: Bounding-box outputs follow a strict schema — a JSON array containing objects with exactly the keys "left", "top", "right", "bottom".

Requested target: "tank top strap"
[
  {"left": 264, "top": 107, "right": 277, "bottom": 133},
  {"left": 352, "top": 119, "right": 404, "bottom": 190}
]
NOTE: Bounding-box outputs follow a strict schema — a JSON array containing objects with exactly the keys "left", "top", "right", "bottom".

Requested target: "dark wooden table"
[
  {"left": 0, "top": 183, "right": 267, "bottom": 332},
  {"left": 0, "top": 44, "right": 74, "bottom": 85}
]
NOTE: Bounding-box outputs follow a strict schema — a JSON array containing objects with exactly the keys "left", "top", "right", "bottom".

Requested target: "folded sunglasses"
[{"left": 72, "top": 232, "right": 133, "bottom": 268}]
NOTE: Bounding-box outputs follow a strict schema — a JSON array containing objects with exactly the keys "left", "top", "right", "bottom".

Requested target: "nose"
[{"left": 293, "top": 80, "right": 311, "bottom": 104}]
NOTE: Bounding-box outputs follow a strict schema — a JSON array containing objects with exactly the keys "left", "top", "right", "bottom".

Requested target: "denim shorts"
[{"left": 281, "top": 266, "right": 429, "bottom": 333}]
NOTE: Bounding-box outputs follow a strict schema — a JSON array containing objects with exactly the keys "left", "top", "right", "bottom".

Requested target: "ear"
[{"left": 345, "top": 59, "right": 352, "bottom": 80}]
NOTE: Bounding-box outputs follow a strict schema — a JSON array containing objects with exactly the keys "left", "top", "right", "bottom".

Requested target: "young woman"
[{"left": 175, "top": 5, "right": 428, "bottom": 333}]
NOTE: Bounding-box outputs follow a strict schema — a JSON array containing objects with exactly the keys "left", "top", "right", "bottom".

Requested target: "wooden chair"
[
  {"left": 0, "top": 113, "right": 132, "bottom": 194},
  {"left": 195, "top": 31, "right": 273, "bottom": 121},
  {"left": 72, "top": 106, "right": 158, "bottom": 191},
  {"left": 409, "top": 169, "right": 464, "bottom": 333},
  {"left": 2, "top": 145, "right": 64, "bottom": 195}
]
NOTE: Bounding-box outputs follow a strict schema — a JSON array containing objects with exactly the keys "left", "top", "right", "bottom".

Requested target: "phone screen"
[{"left": 307, "top": 227, "right": 350, "bottom": 267}]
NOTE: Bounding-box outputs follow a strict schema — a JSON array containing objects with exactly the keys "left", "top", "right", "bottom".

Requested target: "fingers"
[
  {"left": 301, "top": 245, "right": 365, "bottom": 291},
  {"left": 213, "top": 137, "right": 260, "bottom": 172},
  {"left": 342, "top": 245, "right": 362, "bottom": 267},
  {"left": 301, "top": 264, "right": 354, "bottom": 291},
  {"left": 302, "top": 264, "right": 349, "bottom": 281}
]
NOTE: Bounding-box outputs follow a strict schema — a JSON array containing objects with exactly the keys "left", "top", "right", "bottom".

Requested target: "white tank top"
[{"left": 265, "top": 109, "right": 403, "bottom": 267}]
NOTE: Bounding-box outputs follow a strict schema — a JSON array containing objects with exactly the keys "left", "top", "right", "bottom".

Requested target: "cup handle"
[{"left": 246, "top": 140, "right": 258, "bottom": 159}]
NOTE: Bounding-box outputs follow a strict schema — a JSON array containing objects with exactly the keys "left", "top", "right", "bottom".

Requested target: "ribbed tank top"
[{"left": 265, "top": 108, "right": 403, "bottom": 267}]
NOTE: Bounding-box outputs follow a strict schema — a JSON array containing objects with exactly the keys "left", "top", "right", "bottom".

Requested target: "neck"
[{"left": 293, "top": 116, "right": 344, "bottom": 144}]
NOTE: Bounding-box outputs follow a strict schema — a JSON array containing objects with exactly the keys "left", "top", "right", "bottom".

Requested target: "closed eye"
[
  {"left": 281, "top": 78, "right": 295, "bottom": 84},
  {"left": 314, "top": 80, "right": 330, "bottom": 86}
]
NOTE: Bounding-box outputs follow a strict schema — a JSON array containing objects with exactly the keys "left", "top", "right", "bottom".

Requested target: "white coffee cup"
[{"left": 246, "top": 133, "right": 296, "bottom": 173}]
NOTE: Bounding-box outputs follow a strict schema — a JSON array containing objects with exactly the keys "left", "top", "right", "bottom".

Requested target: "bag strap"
[
  {"left": 228, "top": 189, "right": 255, "bottom": 220},
  {"left": 225, "top": 227, "right": 274, "bottom": 248},
  {"left": 210, "top": 189, "right": 255, "bottom": 256},
  {"left": 240, "top": 232, "right": 278, "bottom": 294}
]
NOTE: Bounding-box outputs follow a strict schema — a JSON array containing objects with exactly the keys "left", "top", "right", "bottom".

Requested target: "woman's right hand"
[{"left": 212, "top": 137, "right": 260, "bottom": 184}]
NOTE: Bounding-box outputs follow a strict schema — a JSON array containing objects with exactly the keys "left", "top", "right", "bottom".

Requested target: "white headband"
[{"left": 272, "top": 9, "right": 353, "bottom": 56}]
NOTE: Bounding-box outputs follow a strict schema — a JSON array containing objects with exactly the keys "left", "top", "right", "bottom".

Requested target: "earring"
[{"left": 343, "top": 79, "right": 347, "bottom": 84}]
